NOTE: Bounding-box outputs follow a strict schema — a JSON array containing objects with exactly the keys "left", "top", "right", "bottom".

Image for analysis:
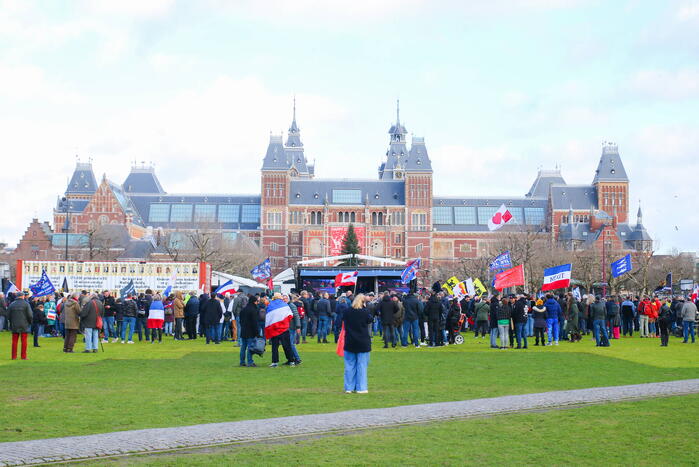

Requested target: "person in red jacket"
[{"left": 638, "top": 297, "right": 652, "bottom": 337}]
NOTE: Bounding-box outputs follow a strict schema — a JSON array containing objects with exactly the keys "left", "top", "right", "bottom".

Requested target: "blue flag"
[
  {"left": 251, "top": 258, "right": 272, "bottom": 281},
  {"left": 489, "top": 251, "right": 512, "bottom": 271},
  {"left": 29, "top": 270, "right": 56, "bottom": 297},
  {"left": 120, "top": 280, "right": 136, "bottom": 299},
  {"left": 610, "top": 254, "right": 633, "bottom": 278},
  {"left": 400, "top": 258, "right": 421, "bottom": 284}
]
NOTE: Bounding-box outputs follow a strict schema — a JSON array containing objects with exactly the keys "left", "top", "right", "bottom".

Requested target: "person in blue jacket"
[{"left": 544, "top": 293, "right": 562, "bottom": 346}]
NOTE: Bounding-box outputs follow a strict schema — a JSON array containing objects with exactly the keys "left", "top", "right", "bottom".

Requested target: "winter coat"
[
  {"left": 342, "top": 307, "right": 373, "bottom": 354},
  {"left": 8, "top": 299, "right": 32, "bottom": 333},
  {"left": 103, "top": 295, "right": 116, "bottom": 318},
  {"left": 544, "top": 298, "right": 562, "bottom": 320},
  {"left": 566, "top": 302, "right": 579, "bottom": 332},
  {"left": 44, "top": 301, "right": 56, "bottom": 325},
  {"left": 497, "top": 303, "right": 512, "bottom": 321},
  {"left": 122, "top": 299, "right": 138, "bottom": 318},
  {"left": 288, "top": 301, "right": 300, "bottom": 331},
  {"left": 184, "top": 296, "right": 200, "bottom": 317},
  {"left": 0, "top": 297, "right": 7, "bottom": 318},
  {"left": 590, "top": 302, "right": 606, "bottom": 321},
  {"left": 403, "top": 294, "right": 420, "bottom": 322},
  {"left": 63, "top": 298, "right": 82, "bottom": 330},
  {"left": 393, "top": 300, "right": 405, "bottom": 327},
  {"left": 316, "top": 298, "right": 332, "bottom": 318},
  {"left": 33, "top": 305, "right": 47, "bottom": 326},
  {"left": 680, "top": 301, "right": 698, "bottom": 321},
  {"left": 621, "top": 300, "right": 635, "bottom": 318},
  {"left": 512, "top": 298, "right": 529, "bottom": 323},
  {"left": 607, "top": 302, "right": 621, "bottom": 327},
  {"left": 475, "top": 301, "right": 490, "bottom": 322},
  {"left": 79, "top": 299, "right": 104, "bottom": 329},
  {"left": 489, "top": 299, "right": 500, "bottom": 329},
  {"left": 239, "top": 302, "right": 260, "bottom": 339},
  {"left": 379, "top": 296, "right": 398, "bottom": 325},
  {"left": 173, "top": 292, "right": 185, "bottom": 319},
  {"left": 424, "top": 296, "right": 442, "bottom": 322},
  {"left": 532, "top": 306, "right": 547, "bottom": 328},
  {"left": 447, "top": 303, "right": 461, "bottom": 329},
  {"left": 204, "top": 298, "right": 223, "bottom": 326}
]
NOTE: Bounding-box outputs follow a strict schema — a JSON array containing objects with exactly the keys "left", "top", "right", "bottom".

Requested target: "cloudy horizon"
[{"left": 1, "top": 0, "right": 697, "bottom": 254}]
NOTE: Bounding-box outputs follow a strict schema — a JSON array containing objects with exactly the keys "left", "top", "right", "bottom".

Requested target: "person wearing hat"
[
  {"left": 8, "top": 291, "right": 32, "bottom": 359},
  {"left": 532, "top": 299, "right": 547, "bottom": 345}
]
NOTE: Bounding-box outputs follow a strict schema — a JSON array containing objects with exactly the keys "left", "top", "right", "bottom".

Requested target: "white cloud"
[
  {"left": 676, "top": 1, "right": 699, "bottom": 22},
  {"left": 83, "top": 0, "right": 175, "bottom": 19},
  {"left": 0, "top": 63, "right": 83, "bottom": 104},
  {"left": 630, "top": 69, "right": 699, "bottom": 100}
]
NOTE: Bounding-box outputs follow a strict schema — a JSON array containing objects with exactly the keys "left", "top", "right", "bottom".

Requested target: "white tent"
[
  {"left": 273, "top": 268, "right": 296, "bottom": 294},
  {"left": 211, "top": 271, "right": 267, "bottom": 291}
]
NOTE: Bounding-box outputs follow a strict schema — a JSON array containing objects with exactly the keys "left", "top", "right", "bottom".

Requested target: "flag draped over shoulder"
[
  {"left": 264, "top": 299, "right": 292, "bottom": 339},
  {"left": 147, "top": 300, "right": 165, "bottom": 328}
]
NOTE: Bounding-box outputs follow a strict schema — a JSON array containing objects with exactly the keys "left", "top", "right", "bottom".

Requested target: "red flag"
[
  {"left": 494, "top": 264, "right": 525, "bottom": 290},
  {"left": 336, "top": 325, "right": 345, "bottom": 357},
  {"left": 266, "top": 276, "right": 274, "bottom": 290}
]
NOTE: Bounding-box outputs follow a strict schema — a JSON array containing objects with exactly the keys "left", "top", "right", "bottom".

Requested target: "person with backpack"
[
  {"left": 620, "top": 296, "right": 636, "bottom": 337},
  {"left": 62, "top": 292, "right": 81, "bottom": 352},
  {"left": 79, "top": 293, "right": 104, "bottom": 353},
  {"left": 184, "top": 292, "right": 199, "bottom": 340},
  {"left": 544, "top": 293, "right": 562, "bottom": 346}
]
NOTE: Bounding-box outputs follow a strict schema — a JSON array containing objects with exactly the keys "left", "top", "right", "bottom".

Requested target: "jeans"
[
  {"left": 490, "top": 327, "right": 498, "bottom": 347},
  {"left": 534, "top": 327, "right": 546, "bottom": 344},
  {"left": 498, "top": 324, "right": 509, "bottom": 348},
  {"left": 0, "top": 315, "right": 6, "bottom": 331},
  {"left": 622, "top": 316, "right": 634, "bottom": 336},
  {"left": 103, "top": 316, "right": 116, "bottom": 339},
  {"left": 402, "top": 319, "right": 420, "bottom": 346},
  {"left": 546, "top": 318, "right": 559, "bottom": 344},
  {"left": 136, "top": 316, "right": 148, "bottom": 341},
  {"left": 121, "top": 317, "right": 136, "bottom": 341},
  {"left": 683, "top": 321, "right": 696, "bottom": 343},
  {"left": 526, "top": 315, "right": 534, "bottom": 337},
  {"left": 239, "top": 337, "right": 255, "bottom": 365},
  {"left": 174, "top": 317, "right": 184, "bottom": 339},
  {"left": 300, "top": 317, "right": 308, "bottom": 342},
  {"left": 579, "top": 318, "right": 587, "bottom": 334},
  {"left": 33, "top": 324, "right": 44, "bottom": 346},
  {"left": 593, "top": 319, "right": 609, "bottom": 346},
  {"left": 163, "top": 321, "right": 173, "bottom": 335},
  {"left": 515, "top": 322, "right": 528, "bottom": 348},
  {"left": 649, "top": 321, "right": 656, "bottom": 336},
  {"left": 639, "top": 315, "right": 649, "bottom": 337},
  {"left": 289, "top": 330, "right": 300, "bottom": 362},
  {"left": 428, "top": 320, "right": 439, "bottom": 346},
  {"left": 206, "top": 325, "right": 219, "bottom": 343},
  {"left": 84, "top": 328, "right": 99, "bottom": 351},
  {"left": 344, "top": 351, "right": 370, "bottom": 392},
  {"left": 383, "top": 324, "right": 397, "bottom": 347},
  {"left": 373, "top": 318, "right": 382, "bottom": 336},
  {"left": 318, "top": 316, "right": 330, "bottom": 341}
]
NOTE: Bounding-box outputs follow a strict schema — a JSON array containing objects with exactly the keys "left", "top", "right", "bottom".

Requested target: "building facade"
[{"left": 40, "top": 104, "right": 650, "bottom": 275}]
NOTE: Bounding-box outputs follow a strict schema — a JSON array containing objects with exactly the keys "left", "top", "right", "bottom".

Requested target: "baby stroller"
[{"left": 452, "top": 313, "right": 466, "bottom": 345}]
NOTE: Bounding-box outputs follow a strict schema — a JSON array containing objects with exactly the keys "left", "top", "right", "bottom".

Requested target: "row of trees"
[{"left": 430, "top": 230, "right": 695, "bottom": 297}]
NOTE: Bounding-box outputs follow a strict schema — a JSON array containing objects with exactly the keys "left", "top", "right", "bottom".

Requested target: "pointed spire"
[
  {"left": 637, "top": 200, "right": 643, "bottom": 225},
  {"left": 293, "top": 94, "right": 296, "bottom": 124},
  {"left": 396, "top": 98, "right": 400, "bottom": 125},
  {"left": 568, "top": 204, "right": 574, "bottom": 223}
]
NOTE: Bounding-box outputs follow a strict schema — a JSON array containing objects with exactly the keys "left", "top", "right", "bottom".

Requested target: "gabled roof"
[
  {"left": 550, "top": 185, "right": 597, "bottom": 210},
  {"left": 289, "top": 179, "right": 405, "bottom": 206},
  {"left": 66, "top": 162, "right": 98, "bottom": 195},
  {"left": 122, "top": 166, "right": 165, "bottom": 194},
  {"left": 119, "top": 239, "right": 165, "bottom": 260},
  {"left": 406, "top": 137, "right": 433, "bottom": 172},
  {"left": 526, "top": 169, "right": 566, "bottom": 198},
  {"left": 593, "top": 143, "right": 628, "bottom": 184}
]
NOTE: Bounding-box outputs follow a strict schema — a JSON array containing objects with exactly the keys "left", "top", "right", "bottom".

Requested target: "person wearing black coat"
[
  {"left": 204, "top": 294, "right": 223, "bottom": 344},
  {"left": 239, "top": 295, "right": 260, "bottom": 367},
  {"left": 31, "top": 301, "right": 47, "bottom": 348},
  {"left": 198, "top": 293, "right": 209, "bottom": 337},
  {"left": 424, "top": 294, "right": 442, "bottom": 347},
  {"left": 184, "top": 293, "right": 199, "bottom": 340},
  {"left": 489, "top": 296, "right": 501, "bottom": 349},
  {"left": 342, "top": 295, "right": 373, "bottom": 393},
  {"left": 512, "top": 296, "right": 529, "bottom": 349},
  {"left": 379, "top": 294, "right": 399, "bottom": 348},
  {"left": 446, "top": 299, "right": 462, "bottom": 344},
  {"left": 402, "top": 293, "right": 421, "bottom": 348}
]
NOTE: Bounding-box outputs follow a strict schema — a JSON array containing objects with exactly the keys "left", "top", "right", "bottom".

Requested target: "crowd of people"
[{"left": 1, "top": 286, "right": 697, "bottom": 372}]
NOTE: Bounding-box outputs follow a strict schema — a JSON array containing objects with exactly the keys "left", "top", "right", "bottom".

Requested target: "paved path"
[{"left": 2, "top": 379, "right": 699, "bottom": 466}]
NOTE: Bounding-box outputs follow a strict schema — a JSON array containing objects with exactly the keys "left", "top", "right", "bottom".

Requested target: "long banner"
[{"left": 17, "top": 260, "right": 211, "bottom": 294}]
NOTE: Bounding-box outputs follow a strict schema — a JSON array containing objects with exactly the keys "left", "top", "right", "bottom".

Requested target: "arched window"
[{"left": 350, "top": 212, "right": 356, "bottom": 223}]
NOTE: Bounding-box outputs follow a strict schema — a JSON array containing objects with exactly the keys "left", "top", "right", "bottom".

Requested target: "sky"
[{"left": 0, "top": 0, "right": 697, "bottom": 253}]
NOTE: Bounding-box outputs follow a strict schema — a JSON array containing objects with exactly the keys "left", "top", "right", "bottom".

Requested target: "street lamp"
[{"left": 61, "top": 197, "right": 72, "bottom": 261}]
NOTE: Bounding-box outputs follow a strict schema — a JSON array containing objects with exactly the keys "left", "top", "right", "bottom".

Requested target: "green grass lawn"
[
  {"left": 82, "top": 393, "right": 699, "bottom": 466},
  {"left": 1, "top": 331, "right": 697, "bottom": 442}
]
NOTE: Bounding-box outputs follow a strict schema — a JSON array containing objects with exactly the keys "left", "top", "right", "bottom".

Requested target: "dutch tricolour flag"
[
  {"left": 541, "top": 264, "right": 572, "bottom": 292},
  {"left": 264, "top": 299, "right": 293, "bottom": 339}
]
